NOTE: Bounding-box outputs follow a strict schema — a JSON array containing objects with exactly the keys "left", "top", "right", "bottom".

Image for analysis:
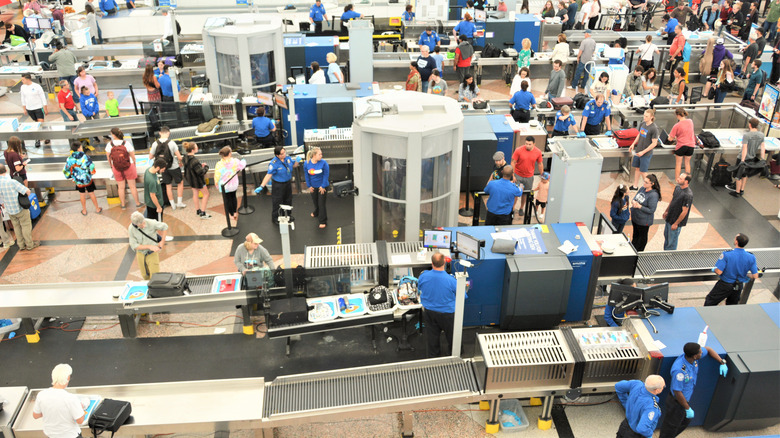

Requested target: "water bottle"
[
  {"left": 338, "top": 297, "right": 347, "bottom": 312},
  {"left": 697, "top": 325, "right": 709, "bottom": 349}
]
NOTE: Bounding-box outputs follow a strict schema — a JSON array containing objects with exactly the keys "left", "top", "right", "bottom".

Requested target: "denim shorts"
[{"left": 632, "top": 152, "right": 653, "bottom": 172}]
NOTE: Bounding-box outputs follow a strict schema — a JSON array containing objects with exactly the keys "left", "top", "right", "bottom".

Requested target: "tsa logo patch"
[
  {"left": 648, "top": 411, "right": 655, "bottom": 421},
  {"left": 676, "top": 373, "right": 685, "bottom": 381},
  {"left": 719, "top": 254, "right": 724, "bottom": 260}
]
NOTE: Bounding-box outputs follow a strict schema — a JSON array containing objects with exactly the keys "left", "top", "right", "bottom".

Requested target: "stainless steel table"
[
  {"left": 12, "top": 379, "right": 265, "bottom": 438},
  {"left": 0, "top": 387, "right": 29, "bottom": 438}
]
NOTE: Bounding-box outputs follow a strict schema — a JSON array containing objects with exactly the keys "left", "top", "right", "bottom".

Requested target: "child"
[
  {"left": 182, "top": 141, "right": 211, "bottom": 219},
  {"left": 609, "top": 184, "right": 630, "bottom": 233},
  {"left": 533, "top": 172, "right": 550, "bottom": 221},
  {"left": 552, "top": 105, "right": 578, "bottom": 136},
  {"left": 80, "top": 86, "right": 100, "bottom": 120},
  {"left": 105, "top": 91, "right": 120, "bottom": 117},
  {"left": 63, "top": 141, "right": 102, "bottom": 215},
  {"left": 431, "top": 46, "right": 444, "bottom": 78}
]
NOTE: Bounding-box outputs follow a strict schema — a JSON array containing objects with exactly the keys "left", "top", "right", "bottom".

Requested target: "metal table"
[
  {"left": 0, "top": 387, "right": 29, "bottom": 438},
  {"left": 12, "top": 379, "right": 265, "bottom": 438}
]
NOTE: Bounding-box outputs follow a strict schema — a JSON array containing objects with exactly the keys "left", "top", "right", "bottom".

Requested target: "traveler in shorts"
[
  {"left": 668, "top": 108, "right": 696, "bottom": 180},
  {"left": 149, "top": 126, "right": 185, "bottom": 209},
  {"left": 63, "top": 141, "right": 102, "bottom": 216},
  {"left": 105, "top": 127, "right": 142, "bottom": 209},
  {"left": 628, "top": 109, "right": 659, "bottom": 191}
]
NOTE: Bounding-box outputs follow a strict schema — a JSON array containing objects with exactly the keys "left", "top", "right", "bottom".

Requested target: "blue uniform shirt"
[
  {"left": 403, "top": 11, "right": 415, "bottom": 21},
  {"left": 99, "top": 0, "right": 117, "bottom": 14},
  {"left": 418, "top": 269, "right": 462, "bottom": 313},
  {"left": 157, "top": 73, "right": 179, "bottom": 97},
  {"left": 615, "top": 380, "right": 662, "bottom": 438},
  {"left": 341, "top": 10, "right": 361, "bottom": 21},
  {"left": 485, "top": 178, "right": 522, "bottom": 215},
  {"left": 670, "top": 354, "right": 699, "bottom": 402},
  {"left": 252, "top": 116, "right": 275, "bottom": 138},
  {"left": 715, "top": 247, "right": 758, "bottom": 283},
  {"left": 418, "top": 32, "right": 441, "bottom": 51},
  {"left": 510, "top": 90, "right": 536, "bottom": 110},
  {"left": 553, "top": 112, "right": 577, "bottom": 132},
  {"left": 582, "top": 99, "right": 611, "bottom": 125},
  {"left": 268, "top": 156, "right": 294, "bottom": 183},
  {"left": 454, "top": 20, "right": 476, "bottom": 37},
  {"left": 665, "top": 18, "right": 679, "bottom": 33},
  {"left": 310, "top": 3, "right": 327, "bottom": 22}
]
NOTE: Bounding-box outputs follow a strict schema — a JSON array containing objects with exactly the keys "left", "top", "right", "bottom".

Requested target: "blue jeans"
[
  {"left": 421, "top": 80, "right": 429, "bottom": 93},
  {"left": 61, "top": 75, "right": 79, "bottom": 104},
  {"left": 60, "top": 108, "right": 77, "bottom": 122},
  {"left": 574, "top": 62, "right": 589, "bottom": 89},
  {"left": 663, "top": 221, "right": 681, "bottom": 250},
  {"left": 715, "top": 88, "right": 727, "bottom": 103},
  {"left": 762, "top": 20, "right": 778, "bottom": 43}
]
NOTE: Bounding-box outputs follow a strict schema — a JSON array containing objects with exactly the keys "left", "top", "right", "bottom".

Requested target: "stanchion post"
[
  {"left": 220, "top": 173, "right": 241, "bottom": 238},
  {"left": 238, "top": 168, "right": 255, "bottom": 215}
]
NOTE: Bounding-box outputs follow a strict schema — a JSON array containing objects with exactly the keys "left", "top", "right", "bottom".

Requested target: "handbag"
[{"left": 10, "top": 172, "right": 31, "bottom": 210}]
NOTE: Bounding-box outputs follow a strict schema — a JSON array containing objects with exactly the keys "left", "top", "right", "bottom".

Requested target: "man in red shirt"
[
  {"left": 510, "top": 136, "right": 543, "bottom": 215},
  {"left": 668, "top": 25, "right": 685, "bottom": 85},
  {"left": 57, "top": 80, "right": 78, "bottom": 122}
]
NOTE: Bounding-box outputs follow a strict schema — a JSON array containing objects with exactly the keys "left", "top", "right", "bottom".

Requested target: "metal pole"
[
  {"left": 170, "top": 67, "right": 181, "bottom": 103},
  {"left": 220, "top": 180, "right": 240, "bottom": 237},
  {"left": 279, "top": 217, "right": 293, "bottom": 270},
  {"left": 238, "top": 168, "right": 255, "bottom": 214},
  {"left": 128, "top": 84, "right": 140, "bottom": 115},
  {"left": 170, "top": 9, "right": 180, "bottom": 54},
  {"left": 451, "top": 271, "right": 468, "bottom": 357},
  {"left": 287, "top": 86, "right": 298, "bottom": 147}
]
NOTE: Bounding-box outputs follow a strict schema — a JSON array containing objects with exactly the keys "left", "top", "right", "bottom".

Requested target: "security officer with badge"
[
  {"left": 704, "top": 233, "right": 760, "bottom": 306},
  {"left": 659, "top": 342, "right": 728, "bottom": 438},
  {"left": 256, "top": 146, "right": 299, "bottom": 225},
  {"left": 578, "top": 93, "right": 614, "bottom": 136},
  {"left": 309, "top": 0, "right": 328, "bottom": 34},
  {"left": 615, "top": 375, "right": 665, "bottom": 438}
]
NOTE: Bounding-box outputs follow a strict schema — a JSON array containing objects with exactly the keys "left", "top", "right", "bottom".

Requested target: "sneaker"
[
  {"left": 35, "top": 140, "right": 41, "bottom": 148},
  {"left": 165, "top": 236, "right": 174, "bottom": 242},
  {"left": 25, "top": 242, "right": 41, "bottom": 250},
  {"left": 729, "top": 190, "right": 742, "bottom": 197},
  {"left": 170, "top": 203, "right": 177, "bottom": 210},
  {"left": 200, "top": 212, "right": 212, "bottom": 219},
  {"left": 629, "top": 186, "right": 638, "bottom": 191},
  {"left": 176, "top": 202, "right": 186, "bottom": 208},
  {"left": 725, "top": 184, "right": 737, "bottom": 192}
]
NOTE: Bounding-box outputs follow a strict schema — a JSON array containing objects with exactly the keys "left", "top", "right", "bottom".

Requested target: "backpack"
[
  {"left": 154, "top": 139, "right": 173, "bottom": 168},
  {"left": 711, "top": 157, "right": 732, "bottom": 187},
  {"left": 698, "top": 131, "right": 721, "bottom": 148},
  {"left": 482, "top": 43, "right": 501, "bottom": 58},
  {"left": 109, "top": 142, "right": 132, "bottom": 172},
  {"left": 649, "top": 95, "right": 668, "bottom": 108},
  {"left": 573, "top": 93, "right": 589, "bottom": 110},
  {"left": 613, "top": 128, "right": 640, "bottom": 147},
  {"left": 687, "top": 13, "right": 701, "bottom": 31}
]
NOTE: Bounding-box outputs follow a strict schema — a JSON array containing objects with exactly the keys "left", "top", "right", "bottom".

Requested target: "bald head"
[
  {"left": 431, "top": 252, "right": 445, "bottom": 269},
  {"left": 645, "top": 375, "right": 666, "bottom": 394}
]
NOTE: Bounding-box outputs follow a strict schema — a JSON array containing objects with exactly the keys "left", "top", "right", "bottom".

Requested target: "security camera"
[{"left": 280, "top": 205, "right": 293, "bottom": 211}]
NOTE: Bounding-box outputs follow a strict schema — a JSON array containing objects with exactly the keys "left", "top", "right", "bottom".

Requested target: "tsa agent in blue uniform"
[
  {"left": 341, "top": 4, "right": 362, "bottom": 22},
  {"left": 251, "top": 106, "right": 276, "bottom": 147},
  {"left": 256, "top": 146, "right": 299, "bottom": 225},
  {"left": 403, "top": 4, "right": 415, "bottom": 21},
  {"left": 704, "top": 233, "right": 760, "bottom": 306},
  {"left": 309, "top": 0, "right": 328, "bottom": 34},
  {"left": 615, "top": 375, "right": 665, "bottom": 438},
  {"left": 509, "top": 81, "right": 536, "bottom": 123},
  {"left": 484, "top": 165, "right": 522, "bottom": 225},
  {"left": 552, "top": 106, "right": 578, "bottom": 136},
  {"left": 453, "top": 15, "right": 476, "bottom": 43},
  {"left": 659, "top": 342, "right": 728, "bottom": 438},
  {"left": 418, "top": 27, "right": 440, "bottom": 51},
  {"left": 418, "top": 253, "right": 465, "bottom": 357},
  {"left": 158, "top": 66, "right": 180, "bottom": 102},
  {"left": 579, "top": 95, "right": 613, "bottom": 136}
]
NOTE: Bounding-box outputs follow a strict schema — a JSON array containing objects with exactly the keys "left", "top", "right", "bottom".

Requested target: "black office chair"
[{"left": 689, "top": 86, "right": 703, "bottom": 104}]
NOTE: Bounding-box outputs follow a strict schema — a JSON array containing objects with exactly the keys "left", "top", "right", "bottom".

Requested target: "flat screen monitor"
[
  {"left": 38, "top": 18, "right": 52, "bottom": 29},
  {"left": 641, "top": 283, "right": 669, "bottom": 306},
  {"left": 474, "top": 9, "right": 487, "bottom": 21},
  {"left": 456, "top": 231, "right": 481, "bottom": 260},
  {"left": 25, "top": 18, "right": 40, "bottom": 29},
  {"left": 608, "top": 283, "right": 643, "bottom": 308},
  {"left": 423, "top": 230, "right": 451, "bottom": 249}
]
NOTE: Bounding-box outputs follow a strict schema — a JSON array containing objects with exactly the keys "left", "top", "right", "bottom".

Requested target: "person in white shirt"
[
  {"left": 32, "top": 364, "right": 86, "bottom": 438},
  {"left": 635, "top": 35, "right": 660, "bottom": 70},
  {"left": 309, "top": 61, "right": 326, "bottom": 84},
  {"left": 20, "top": 73, "right": 49, "bottom": 148}
]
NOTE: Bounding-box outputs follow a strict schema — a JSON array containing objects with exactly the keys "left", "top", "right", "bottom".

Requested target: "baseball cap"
[
  {"left": 426, "top": 26, "right": 433, "bottom": 31},
  {"left": 584, "top": 29, "right": 591, "bottom": 34},
  {"left": 542, "top": 172, "right": 550, "bottom": 180},
  {"left": 716, "top": 37, "right": 724, "bottom": 44},
  {"left": 247, "top": 233, "right": 263, "bottom": 244},
  {"left": 493, "top": 151, "right": 505, "bottom": 161}
]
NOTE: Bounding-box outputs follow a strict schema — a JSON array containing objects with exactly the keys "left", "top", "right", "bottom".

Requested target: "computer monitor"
[
  {"left": 25, "top": 18, "right": 40, "bottom": 29},
  {"left": 423, "top": 230, "right": 452, "bottom": 249},
  {"left": 608, "top": 283, "right": 644, "bottom": 312},
  {"left": 38, "top": 18, "right": 52, "bottom": 29},
  {"left": 456, "top": 231, "right": 481, "bottom": 260},
  {"left": 474, "top": 9, "right": 487, "bottom": 21}
]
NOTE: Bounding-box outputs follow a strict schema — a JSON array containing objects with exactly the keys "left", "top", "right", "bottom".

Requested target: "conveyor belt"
[
  {"left": 637, "top": 248, "right": 780, "bottom": 278},
  {"left": 169, "top": 122, "right": 249, "bottom": 141},
  {"left": 262, "top": 357, "right": 479, "bottom": 418},
  {"left": 187, "top": 275, "right": 218, "bottom": 295}
]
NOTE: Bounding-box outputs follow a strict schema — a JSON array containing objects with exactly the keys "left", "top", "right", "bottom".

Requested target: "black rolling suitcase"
[
  {"left": 89, "top": 398, "right": 132, "bottom": 438},
  {"left": 147, "top": 272, "right": 188, "bottom": 298}
]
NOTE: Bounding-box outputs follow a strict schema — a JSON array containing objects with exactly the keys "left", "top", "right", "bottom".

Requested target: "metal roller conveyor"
[
  {"left": 637, "top": 248, "right": 780, "bottom": 281},
  {"left": 168, "top": 121, "right": 251, "bottom": 142},
  {"left": 262, "top": 357, "right": 480, "bottom": 420},
  {"left": 72, "top": 114, "right": 150, "bottom": 137},
  {"left": 305, "top": 243, "right": 379, "bottom": 287}
]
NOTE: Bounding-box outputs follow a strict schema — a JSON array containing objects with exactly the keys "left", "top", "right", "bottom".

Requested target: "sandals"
[
  {"left": 96, "top": 207, "right": 102, "bottom": 213},
  {"left": 81, "top": 210, "right": 87, "bottom": 216},
  {"left": 319, "top": 224, "right": 327, "bottom": 229}
]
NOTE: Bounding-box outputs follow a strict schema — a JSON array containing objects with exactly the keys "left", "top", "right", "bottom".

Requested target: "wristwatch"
[{"left": 720, "top": 359, "right": 727, "bottom": 365}]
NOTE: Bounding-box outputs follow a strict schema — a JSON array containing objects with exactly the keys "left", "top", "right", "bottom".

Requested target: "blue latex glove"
[
  {"left": 685, "top": 408, "right": 694, "bottom": 419},
  {"left": 605, "top": 130, "right": 613, "bottom": 136},
  {"left": 254, "top": 186, "right": 267, "bottom": 195},
  {"left": 720, "top": 363, "right": 728, "bottom": 377},
  {"left": 611, "top": 89, "right": 619, "bottom": 96},
  {"left": 577, "top": 131, "right": 587, "bottom": 138}
]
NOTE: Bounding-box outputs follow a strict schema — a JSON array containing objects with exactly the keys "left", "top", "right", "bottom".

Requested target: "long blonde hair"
[
  {"left": 307, "top": 146, "right": 322, "bottom": 162},
  {"left": 699, "top": 37, "right": 715, "bottom": 76}
]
